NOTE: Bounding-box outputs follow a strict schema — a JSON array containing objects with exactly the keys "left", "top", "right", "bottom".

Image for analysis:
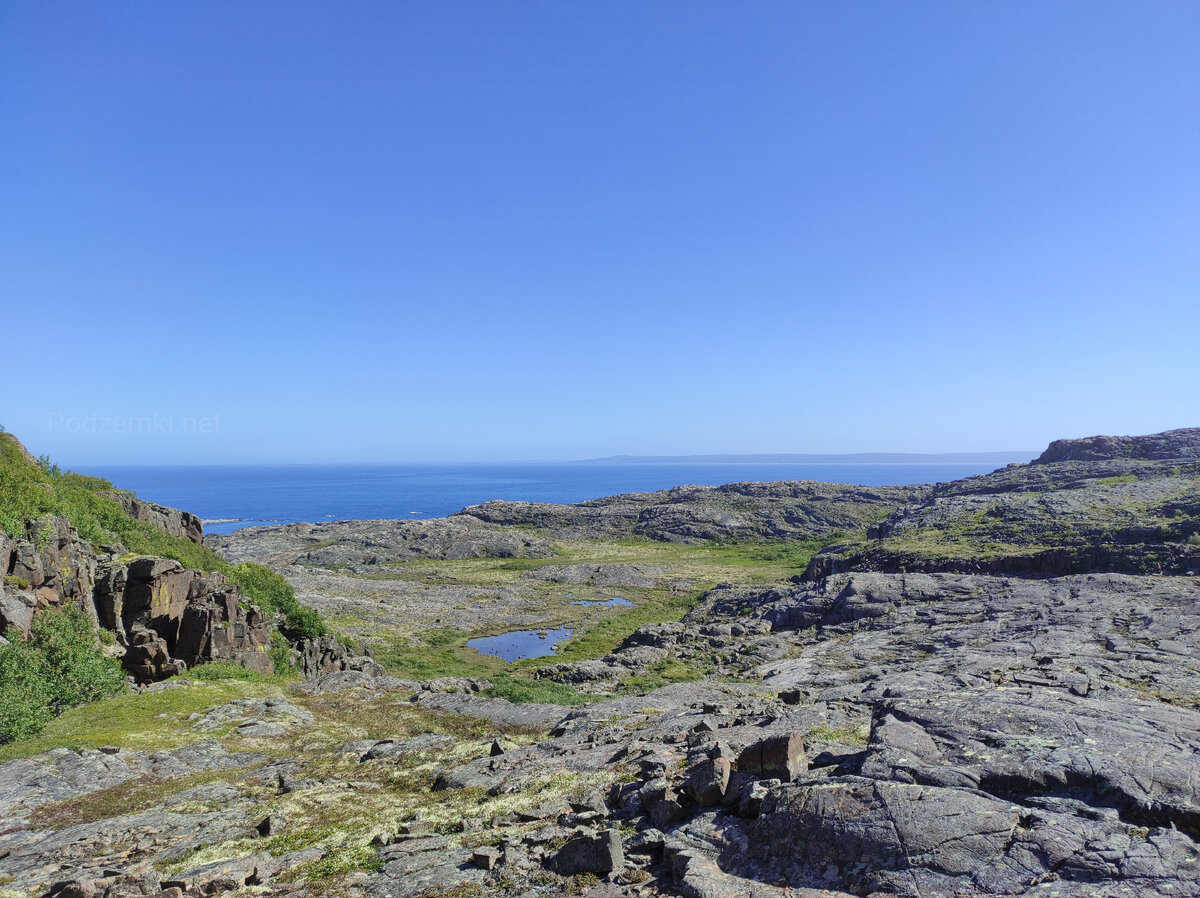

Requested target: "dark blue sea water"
[{"left": 87, "top": 462, "right": 1013, "bottom": 535}]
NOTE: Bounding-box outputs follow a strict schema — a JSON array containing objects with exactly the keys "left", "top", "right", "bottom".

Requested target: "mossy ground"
[
  {"left": 0, "top": 678, "right": 290, "bottom": 762},
  {"left": 367, "top": 535, "right": 837, "bottom": 689}
]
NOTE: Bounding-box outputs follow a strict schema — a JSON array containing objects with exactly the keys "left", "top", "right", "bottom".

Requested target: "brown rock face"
[
  {"left": 736, "top": 733, "right": 807, "bottom": 782},
  {"left": 93, "top": 558, "right": 272, "bottom": 682},
  {"left": 1, "top": 516, "right": 99, "bottom": 636},
  {"left": 103, "top": 491, "right": 205, "bottom": 544}
]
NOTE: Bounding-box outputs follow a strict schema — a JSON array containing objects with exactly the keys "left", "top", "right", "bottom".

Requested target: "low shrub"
[
  {"left": 228, "top": 562, "right": 327, "bottom": 640},
  {"left": 0, "top": 607, "right": 127, "bottom": 742}
]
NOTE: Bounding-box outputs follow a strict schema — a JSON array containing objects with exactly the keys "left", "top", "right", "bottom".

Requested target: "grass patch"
[
  {"left": 806, "top": 723, "right": 870, "bottom": 745},
  {"left": 186, "top": 661, "right": 284, "bottom": 683},
  {"left": 619, "top": 657, "right": 710, "bottom": 693},
  {"left": 0, "top": 678, "right": 284, "bottom": 762},
  {"left": 374, "top": 628, "right": 507, "bottom": 680},
  {"left": 483, "top": 672, "right": 601, "bottom": 705}
]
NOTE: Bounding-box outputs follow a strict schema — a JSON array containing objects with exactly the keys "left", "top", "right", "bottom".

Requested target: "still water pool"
[{"left": 468, "top": 626, "right": 574, "bottom": 662}]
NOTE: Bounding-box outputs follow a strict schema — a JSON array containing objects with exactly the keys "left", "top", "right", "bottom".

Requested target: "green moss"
[
  {"left": 619, "top": 656, "right": 709, "bottom": 693},
  {"left": 483, "top": 672, "right": 601, "bottom": 705},
  {"left": 806, "top": 723, "right": 870, "bottom": 745},
  {"left": 30, "top": 766, "right": 251, "bottom": 829},
  {"left": 186, "top": 661, "right": 280, "bottom": 683},
  {"left": 0, "top": 678, "right": 285, "bottom": 762},
  {"left": 375, "top": 628, "right": 506, "bottom": 680},
  {"left": 294, "top": 844, "right": 385, "bottom": 880}
]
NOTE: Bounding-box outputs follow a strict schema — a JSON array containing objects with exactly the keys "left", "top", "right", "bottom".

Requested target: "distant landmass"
[{"left": 582, "top": 451, "right": 1036, "bottom": 465}]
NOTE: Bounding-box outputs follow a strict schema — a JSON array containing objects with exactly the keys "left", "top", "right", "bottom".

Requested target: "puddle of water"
[
  {"left": 468, "top": 626, "right": 573, "bottom": 662},
  {"left": 569, "top": 596, "right": 634, "bottom": 607},
  {"left": 470, "top": 605, "right": 482, "bottom": 610}
]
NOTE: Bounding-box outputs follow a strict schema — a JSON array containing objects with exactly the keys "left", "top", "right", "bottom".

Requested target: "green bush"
[
  {"left": 282, "top": 605, "right": 327, "bottom": 640},
  {"left": 228, "top": 562, "right": 293, "bottom": 613},
  {"left": 0, "top": 607, "right": 127, "bottom": 743},
  {"left": 267, "top": 630, "right": 297, "bottom": 674},
  {"left": 229, "top": 562, "right": 326, "bottom": 640}
]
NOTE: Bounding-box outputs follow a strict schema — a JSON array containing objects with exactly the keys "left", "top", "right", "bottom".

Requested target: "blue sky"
[{"left": 1, "top": 2, "right": 1197, "bottom": 464}]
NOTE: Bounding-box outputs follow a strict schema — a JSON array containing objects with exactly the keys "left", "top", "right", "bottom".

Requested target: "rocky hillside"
[
  {"left": 0, "top": 434, "right": 280, "bottom": 685},
  {"left": 456, "top": 480, "right": 924, "bottom": 543},
  {"left": 1, "top": 427, "right": 1197, "bottom": 898},
  {"left": 805, "top": 428, "right": 1200, "bottom": 579}
]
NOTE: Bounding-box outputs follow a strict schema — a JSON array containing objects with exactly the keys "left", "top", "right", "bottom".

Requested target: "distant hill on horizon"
[{"left": 581, "top": 450, "right": 1037, "bottom": 466}]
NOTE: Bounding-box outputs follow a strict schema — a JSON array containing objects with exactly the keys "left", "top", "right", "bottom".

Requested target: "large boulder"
[
  {"left": 94, "top": 559, "right": 272, "bottom": 682},
  {"left": 298, "top": 634, "right": 385, "bottom": 679}
]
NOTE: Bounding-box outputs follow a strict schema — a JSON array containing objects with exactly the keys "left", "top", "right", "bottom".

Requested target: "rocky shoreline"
[{"left": 1, "top": 427, "right": 1197, "bottom": 898}]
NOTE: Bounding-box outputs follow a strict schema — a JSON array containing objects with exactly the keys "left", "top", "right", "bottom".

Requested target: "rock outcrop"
[
  {"left": 296, "top": 633, "right": 385, "bottom": 679},
  {"left": 1034, "top": 426, "right": 1200, "bottom": 463},
  {"left": 93, "top": 558, "right": 272, "bottom": 682},
  {"left": 1, "top": 515, "right": 100, "bottom": 636},
  {"left": 1, "top": 519, "right": 271, "bottom": 682},
  {"left": 103, "top": 492, "right": 204, "bottom": 544},
  {"left": 803, "top": 442, "right": 1200, "bottom": 579},
  {"left": 458, "top": 480, "right": 923, "bottom": 543},
  {"left": 207, "top": 516, "right": 555, "bottom": 567}
]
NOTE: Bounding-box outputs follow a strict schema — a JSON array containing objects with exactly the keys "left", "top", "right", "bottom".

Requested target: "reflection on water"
[
  {"left": 569, "top": 596, "right": 634, "bottom": 607},
  {"left": 467, "top": 626, "right": 573, "bottom": 662}
]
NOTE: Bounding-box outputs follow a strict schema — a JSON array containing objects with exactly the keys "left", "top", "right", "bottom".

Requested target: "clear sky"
[{"left": 1, "top": 2, "right": 1197, "bottom": 464}]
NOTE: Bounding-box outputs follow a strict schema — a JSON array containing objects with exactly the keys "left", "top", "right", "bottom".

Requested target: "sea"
[{"left": 85, "top": 461, "right": 1024, "bottom": 535}]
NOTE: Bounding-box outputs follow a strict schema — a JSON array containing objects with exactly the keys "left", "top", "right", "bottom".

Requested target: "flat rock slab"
[
  {"left": 191, "top": 697, "right": 314, "bottom": 732},
  {"left": 0, "top": 740, "right": 264, "bottom": 822},
  {"left": 416, "top": 692, "right": 566, "bottom": 728}
]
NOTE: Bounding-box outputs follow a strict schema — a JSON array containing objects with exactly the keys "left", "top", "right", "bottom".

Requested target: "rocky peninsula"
[{"left": 1, "top": 428, "right": 1197, "bottom": 898}]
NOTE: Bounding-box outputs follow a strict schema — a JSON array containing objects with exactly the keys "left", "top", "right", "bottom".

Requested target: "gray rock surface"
[
  {"left": 207, "top": 516, "right": 554, "bottom": 567},
  {"left": 458, "top": 480, "right": 922, "bottom": 543},
  {"left": 1034, "top": 426, "right": 1200, "bottom": 463}
]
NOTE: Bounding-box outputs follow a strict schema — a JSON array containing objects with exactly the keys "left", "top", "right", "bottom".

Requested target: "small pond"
[
  {"left": 569, "top": 596, "right": 634, "bottom": 607},
  {"left": 468, "top": 626, "right": 574, "bottom": 663}
]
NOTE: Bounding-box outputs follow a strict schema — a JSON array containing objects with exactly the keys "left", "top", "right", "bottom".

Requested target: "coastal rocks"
[
  {"left": 191, "top": 698, "right": 314, "bottom": 734},
  {"left": 550, "top": 828, "right": 624, "bottom": 875},
  {"left": 1034, "top": 426, "right": 1200, "bottom": 463},
  {"left": 459, "top": 480, "right": 923, "bottom": 544},
  {"left": 746, "top": 777, "right": 1200, "bottom": 897},
  {"left": 0, "top": 739, "right": 263, "bottom": 824},
  {"left": 805, "top": 450, "right": 1200, "bottom": 579},
  {"left": 734, "top": 734, "right": 806, "bottom": 782},
  {"left": 523, "top": 563, "right": 662, "bottom": 588},
  {"left": 207, "top": 516, "right": 554, "bottom": 568}
]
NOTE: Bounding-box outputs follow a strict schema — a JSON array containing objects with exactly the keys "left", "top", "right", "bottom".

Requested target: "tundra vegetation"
[{"left": 1, "top": 428, "right": 1199, "bottom": 898}]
